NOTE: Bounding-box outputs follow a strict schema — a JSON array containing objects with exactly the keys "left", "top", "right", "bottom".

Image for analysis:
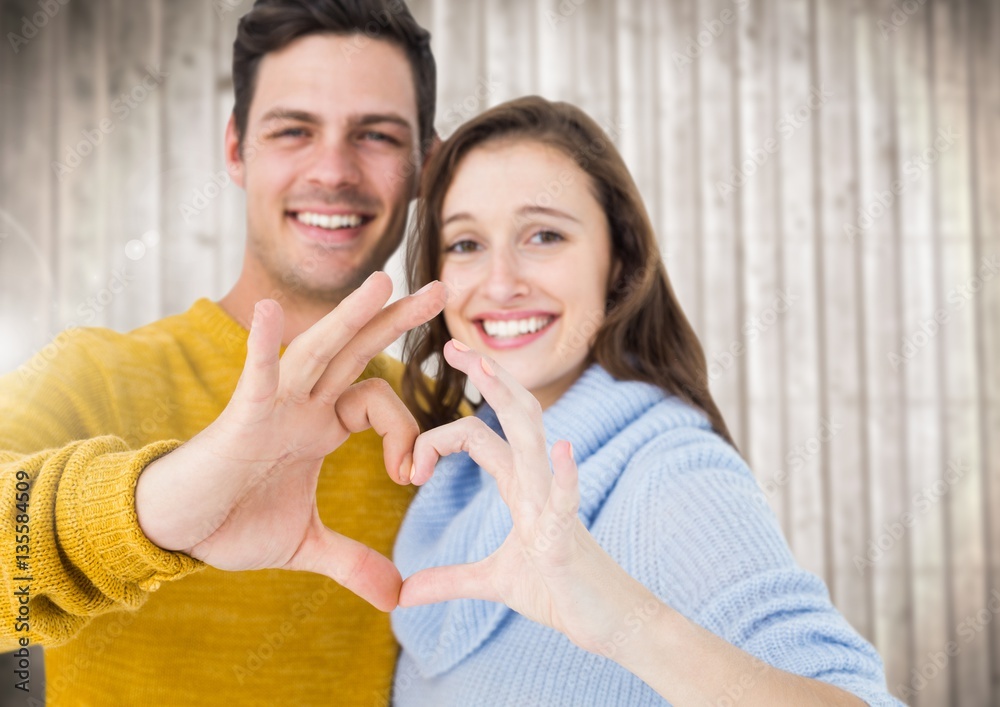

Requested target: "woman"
[{"left": 392, "top": 96, "right": 901, "bottom": 706}]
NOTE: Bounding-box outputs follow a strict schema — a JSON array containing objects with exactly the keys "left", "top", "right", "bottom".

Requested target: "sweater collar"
[
  {"left": 477, "top": 364, "right": 673, "bottom": 523},
  {"left": 189, "top": 298, "right": 251, "bottom": 355}
]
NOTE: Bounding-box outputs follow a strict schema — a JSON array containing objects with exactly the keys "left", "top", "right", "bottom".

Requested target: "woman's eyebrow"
[
  {"left": 443, "top": 206, "right": 581, "bottom": 227},
  {"left": 516, "top": 205, "right": 581, "bottom": 224},
  {"left": 442, "top": 212, "right": 475, "bottom": 227}
]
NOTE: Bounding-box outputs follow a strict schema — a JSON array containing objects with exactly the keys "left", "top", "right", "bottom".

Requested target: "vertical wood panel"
[
  {"left": 698, "top": 0, "right": 745, "bottom": 466},
  {"left": 934, "top": 0, "right": 991, "bottom": 703},
  {"left": 537, "top": 0, "right": 574, "bottom": 100},
  {"left": 614, "top": 0, "right": 655, "bottom": 228},
  {"left": 575, "top": 0, "right": 615, "bottom": 134},
  {"left": 482, "top": 0, "right": 534, "bottom": 104},
  {"left": 430, "top": 0, "right": 483, "bottom": 139},
  {"left": 778, "top": 0, "right": 826, "bottom": 581},
  {"left": 817, "top": 0, "right": 872, "bottom": 639},
  {"left": 105, "top": 0, "right": 163, "bottom": 333},
  {"left": 968, "top": 0, "right": 1000, "bottom": 700},
  {"left": 858, "top": 0, "right": 918, "bottom": 699},
  {"left": 54, "top": 0, "right": 105, "bottom": 333},
  {"left": 160, "top": 0, "right": 218, "bottom": 314},
  {"left": 0, "top": 0, "right": 57, "bottom": 373},
  {"left": 214, "top": 0, "right": 247, "bottom": 307},
  {"left": 738, "top": 0, "right": 791, "bottom": 536},
  {"left": 655, "top": 0, "right": 702, "bottom": 345}
]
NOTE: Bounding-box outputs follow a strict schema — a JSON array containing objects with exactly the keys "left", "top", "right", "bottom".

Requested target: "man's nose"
[{"left": 306, "top": 139, "right": 361, "bottom": 188}]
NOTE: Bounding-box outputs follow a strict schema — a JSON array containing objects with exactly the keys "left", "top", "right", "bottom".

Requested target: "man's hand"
[{"left": 135, "top": 272, "right": 445, "bottom": 611}]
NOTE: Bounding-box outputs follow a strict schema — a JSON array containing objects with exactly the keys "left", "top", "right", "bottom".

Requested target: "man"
[{"left": 0, "top": 0, "right": 444, "bottom": 703}]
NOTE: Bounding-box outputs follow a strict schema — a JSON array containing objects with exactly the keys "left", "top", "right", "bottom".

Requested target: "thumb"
[
  {"left": 286, "top": 520, "right": 403, "bottom": 613},
  {"left": 398, "top": 560, "right": 496, "bottom": 607},
  {"left": 232, "top": 299, "right": 284, "bottom": 406}
]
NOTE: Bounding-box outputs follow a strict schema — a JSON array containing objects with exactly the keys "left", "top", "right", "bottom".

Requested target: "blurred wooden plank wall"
[{"left": 0, "top": 0, "right": 997, "bottom": 704}]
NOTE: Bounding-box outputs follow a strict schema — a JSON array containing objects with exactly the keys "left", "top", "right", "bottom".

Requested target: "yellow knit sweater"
[{"left": 0, "top": 299, "right": 415, "bottom": 705}]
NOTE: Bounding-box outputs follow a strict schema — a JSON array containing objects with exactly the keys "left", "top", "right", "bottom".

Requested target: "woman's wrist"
[{"left": 603, "top": 590, "right": 685, "bottom": 678}]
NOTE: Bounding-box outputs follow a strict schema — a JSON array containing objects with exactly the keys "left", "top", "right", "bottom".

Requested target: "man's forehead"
[{"left": 250, "top": 33, "right": 418, "bottom": 127}]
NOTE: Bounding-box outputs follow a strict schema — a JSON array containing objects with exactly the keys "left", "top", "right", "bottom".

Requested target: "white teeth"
[
  {"left": 482, "top": 316, "right": 553, "bottom": 339},
  {"left": 295, "top": 211, "right": 364, "bottom": 230}
]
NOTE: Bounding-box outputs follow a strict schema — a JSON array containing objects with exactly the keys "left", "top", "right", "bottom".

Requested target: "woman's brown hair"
[{"left": 402, "top": 96, "right": 736, "bottom": 449}]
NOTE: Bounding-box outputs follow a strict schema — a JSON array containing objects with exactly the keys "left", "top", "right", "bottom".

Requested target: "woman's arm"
[{"left": 594, "top": 570, "right": 866, "bottom": 706}]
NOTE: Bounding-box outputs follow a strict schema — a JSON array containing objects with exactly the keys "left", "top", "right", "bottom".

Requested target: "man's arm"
[{"left": 0, "top": 331, "right": 203, "bottom": 649}]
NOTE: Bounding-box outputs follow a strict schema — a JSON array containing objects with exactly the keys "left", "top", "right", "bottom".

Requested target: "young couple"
[{"left": 0, "top": 0, "right": 901, "bottom": 704}]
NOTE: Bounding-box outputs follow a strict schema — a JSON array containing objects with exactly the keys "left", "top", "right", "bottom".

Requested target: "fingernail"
[
  {"left": 414, "top": 280, "right": 437, "bottom": 295},
  {"left": 399, "top": 454, "right": 413, "bottom": 484},
  {"left": 252, "top": 302, "right": 261, "bottom": 327},
  {"left": 567, "top": 441, "right": 574, "bottom": 460},
  {"left": 408, "top": 462, "right": 416, "bottom": 483},
  {"left": 451, "top": 339, "right": 470, "bottom": 352},
  {"left": 481, "top": 358, "right": 495, "bottom": 376}
]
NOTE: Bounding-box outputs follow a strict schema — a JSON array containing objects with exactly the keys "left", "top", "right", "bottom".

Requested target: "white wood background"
[{"left": 0, "top": 0, "right": 998, "bottom": 704}]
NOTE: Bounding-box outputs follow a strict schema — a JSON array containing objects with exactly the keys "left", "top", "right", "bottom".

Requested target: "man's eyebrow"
[
  {"left": 258, "top": 109, "right": 413, "bottom": 134},
  {"left": 355, "top": 113, "right": 414, "bottom": 133},
  {"left": 259, "top": 108, "right": 322, "bottom": 125}
]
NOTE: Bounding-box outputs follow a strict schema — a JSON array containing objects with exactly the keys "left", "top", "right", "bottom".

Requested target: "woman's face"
[{"left": 438, "top": 139, "right": 613, "bottom": 408}]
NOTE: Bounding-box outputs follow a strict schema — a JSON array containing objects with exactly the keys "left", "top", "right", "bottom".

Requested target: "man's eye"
[
  {"left": 529, "top": 230, "right": 564, "bottom": 244},
  {"left": 362, "top": 131, "right": 400, "bottom": 145},
  {"left": 275, "top": 127, "right": 307, "bottom": 138},
  {"left": 445, "top": 239, "right": 480, "bottom": 254}
]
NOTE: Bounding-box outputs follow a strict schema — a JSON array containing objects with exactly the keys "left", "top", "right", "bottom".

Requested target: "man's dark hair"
[{"left": 232, "top": 0, "right": 436, "bottom": 155}]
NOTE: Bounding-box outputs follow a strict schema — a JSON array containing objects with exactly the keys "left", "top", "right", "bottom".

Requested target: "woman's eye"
[
  {"left": 444, "top": 239, "right": 481, "bottom": 254},
  {"left": 529, "top": 230, "right": 564, "bottom": 244}
]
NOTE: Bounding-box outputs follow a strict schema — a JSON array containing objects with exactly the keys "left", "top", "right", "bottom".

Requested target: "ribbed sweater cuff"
[{"left": 57, "top": 437, "right": 204, "bottom": 596}]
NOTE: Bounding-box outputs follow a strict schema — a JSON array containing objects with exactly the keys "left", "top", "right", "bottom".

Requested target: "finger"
[
  {"left": 335, "top": 378, "right": 420, "bottom": 485},
  {"left": 312, "top": 280, "right": 447, "bottom": 400},
  {"left": 548, "top": 440, "right": 580, "bottom": 521},
  {"left": 279, "top": 271, "right": 394, "bottom": 396},
  {"left": 409, "top": 417, "right": 512, "bottom": 487},
  {"left": 398, "top": 561, "right": 498, "bottom": 607},
  {"left": 442, "top": 341, "right": 550, "bottom": 503},
  {"left": 286, "top": 520, "right": 402, "bottom": 613},
  {"left": 231, "top": 299, "right": 284, "bottom": 406}
]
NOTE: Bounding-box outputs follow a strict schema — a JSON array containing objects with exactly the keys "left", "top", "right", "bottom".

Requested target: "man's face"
[{"left": 227, "top": 33, "right": 420, "bottom": 303}]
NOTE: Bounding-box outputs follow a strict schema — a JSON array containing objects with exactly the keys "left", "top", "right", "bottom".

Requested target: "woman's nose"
[{"left": 483, "top": 250, "right": 529, "bottom": 302}]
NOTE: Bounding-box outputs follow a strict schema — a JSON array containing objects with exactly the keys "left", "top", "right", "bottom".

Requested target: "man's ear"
[
  {"left": 416, "top": 131, "right": 442, "bottom": 199},
  {"left": 224, "top": 114, "right": 247, "bottom": 189}
]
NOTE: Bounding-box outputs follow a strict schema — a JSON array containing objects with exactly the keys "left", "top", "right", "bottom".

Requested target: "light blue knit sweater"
[{"left": 391, "top": 365, "right": 903, "bottom": 706}]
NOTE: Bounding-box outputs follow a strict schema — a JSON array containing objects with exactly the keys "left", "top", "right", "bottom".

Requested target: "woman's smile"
[{"left": 474, "top": 311, "right": 559, "bottom": 349}]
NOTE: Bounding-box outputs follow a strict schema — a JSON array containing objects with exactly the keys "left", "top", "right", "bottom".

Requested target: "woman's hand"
[
  {"left": 398, "top": 341, "right": 870, "bottom": 707},
  {"left": 399, "top": 339, "right": 661, "bottom": 655}
]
